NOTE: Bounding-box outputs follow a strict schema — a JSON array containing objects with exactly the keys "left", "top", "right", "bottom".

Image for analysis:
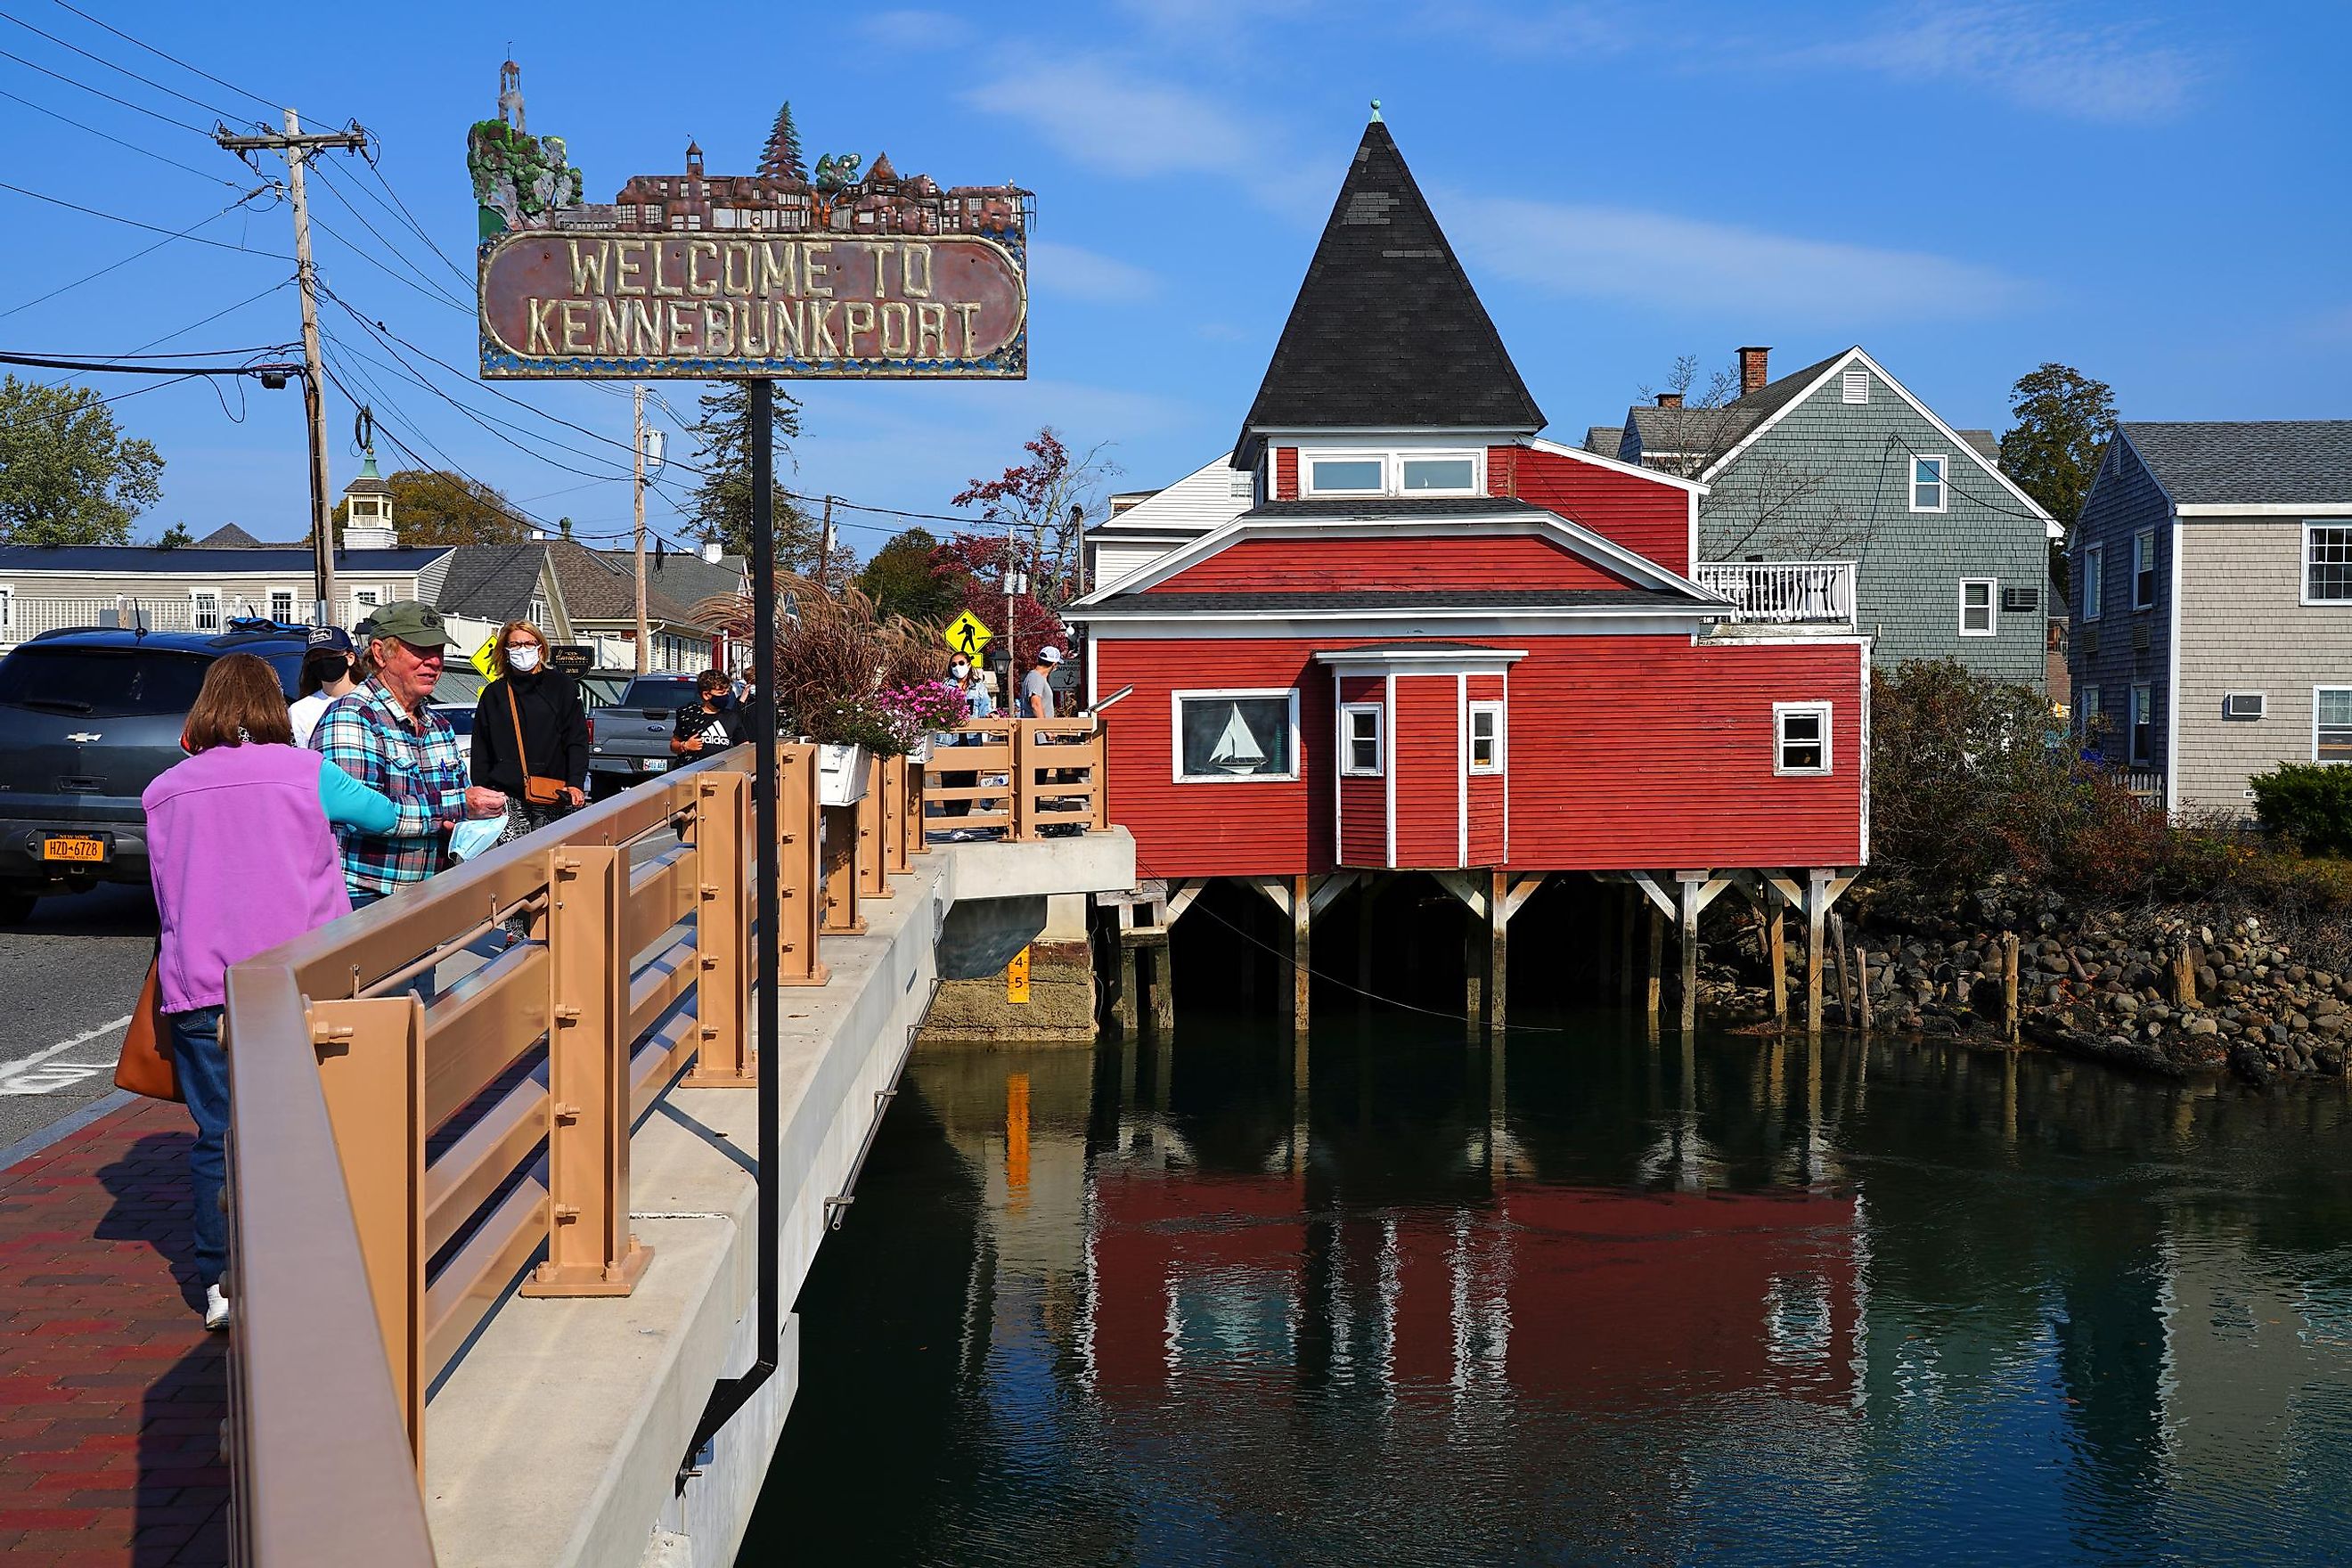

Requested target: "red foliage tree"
[{"left": 926, "top": 531, "right": 1066, "bottom": 673}]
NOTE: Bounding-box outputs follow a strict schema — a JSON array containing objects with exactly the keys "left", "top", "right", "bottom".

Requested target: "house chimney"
[
  {"left": 1654, "top": 392, "right": 1684, "bottom": 409},
  {"left": 1738, "top": 346, "right": 1771, "bottom": 397}
]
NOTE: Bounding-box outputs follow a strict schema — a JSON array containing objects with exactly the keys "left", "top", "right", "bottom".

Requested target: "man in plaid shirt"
[{"left": 311, "top": 600, "right": 506, "bottom": 907}]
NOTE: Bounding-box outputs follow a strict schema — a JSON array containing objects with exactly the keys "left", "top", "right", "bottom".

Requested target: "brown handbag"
[
  {"left": 113, "top": 955, "right": 181, "bottom": 1102},
  {"left": 507, "top": 684, "right": 568, "bottom": 807}
]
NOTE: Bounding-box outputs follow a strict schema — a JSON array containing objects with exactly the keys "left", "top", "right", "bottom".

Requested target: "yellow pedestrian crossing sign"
[
  {"left": 943, "top": 611, "right": 993, "bottom": 659},
  {"left": 469, "top": 633, "right": 500, "bottom": 679}
]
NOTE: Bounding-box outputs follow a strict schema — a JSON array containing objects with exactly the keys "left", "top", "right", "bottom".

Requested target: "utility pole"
[
  {"left": 814, "top": 494, "right": 834, "bottom": 587},
  {"left": 633, "top": 383, "right": 649, "bottom": 674},
  {"left": 216, "top": 110, "right": 367, "bottom": 625}
]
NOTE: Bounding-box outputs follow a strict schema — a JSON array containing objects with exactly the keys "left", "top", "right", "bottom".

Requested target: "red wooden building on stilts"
[{"left": 1070, "top": 115, "right": 1866, "bottom": 1033}]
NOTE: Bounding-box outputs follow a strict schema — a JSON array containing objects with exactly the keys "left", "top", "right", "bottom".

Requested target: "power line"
[
  {"left": 305, "top": 192, "right": 473, "bottom": 314},
  {"left": 0, "top": 185, "right": 279, "bottom": 322},
  {"left": 0, "top": 41, "right": 207, "bottom": 133},
  {"left": 0, "top": 349, "right": 301, "bottom": 376},
  {"left": 0, "top": 5, "right": 246, "bottom": 124},
  {"left": 45, "top": 0, "right": 291, "bottom": 119},
  {"left": 103, "top": 277, "right": 297, "bottom": 359},
  {"left": 0, "top": 83, "right": 241, "bottom": 184},
  {"left": 0, "top": 176, "right": 287, "bottom": 257},
  {"left": 354, "top": 140, "right": 473, "bottom": 288}
]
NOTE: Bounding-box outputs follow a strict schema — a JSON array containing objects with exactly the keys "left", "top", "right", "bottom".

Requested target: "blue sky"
[{"left": 0, "top": 1, "right": 2343, "bottom": 557}]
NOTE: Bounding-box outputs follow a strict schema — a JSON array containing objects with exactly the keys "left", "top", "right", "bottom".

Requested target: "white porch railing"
[
  {"left": 1, "top": 594, "right": 200, "bottom": 647},
  {"left": 1694, "top": 561, "right": 1856, "bottom": 625}
]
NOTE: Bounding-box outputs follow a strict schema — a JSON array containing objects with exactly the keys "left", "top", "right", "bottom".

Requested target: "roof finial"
[{"left": 1368, "top": 98, "right": 1382, "bottom": 123}]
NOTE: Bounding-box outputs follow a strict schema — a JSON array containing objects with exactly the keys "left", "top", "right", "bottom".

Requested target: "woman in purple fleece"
[{"left": 142, "top": 654, "right": 397, "bottom": 1330}]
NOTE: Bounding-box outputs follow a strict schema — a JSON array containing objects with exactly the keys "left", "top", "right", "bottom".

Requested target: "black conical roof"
[{"left": 1234, "top": 120, "right": 1543, "bottom": 468}]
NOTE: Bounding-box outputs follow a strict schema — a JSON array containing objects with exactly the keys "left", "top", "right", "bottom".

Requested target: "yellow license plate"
[{"left": 41, "top": 835, "right": 106, "bottom": 863}]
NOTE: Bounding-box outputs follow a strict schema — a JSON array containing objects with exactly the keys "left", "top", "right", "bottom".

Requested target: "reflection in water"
[{"left": 743, "top": 1017, "right": 2352, "bottom": 1565}]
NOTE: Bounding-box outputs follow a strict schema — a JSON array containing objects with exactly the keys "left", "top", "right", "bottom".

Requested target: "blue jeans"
[{"left": 167, "top": 1006, "right": 229, "bottom": 1290}]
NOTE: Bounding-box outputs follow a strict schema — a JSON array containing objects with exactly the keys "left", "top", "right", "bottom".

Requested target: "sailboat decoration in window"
[{"left": 1209, "top": 703, "right": 1268, "bottom": 774}]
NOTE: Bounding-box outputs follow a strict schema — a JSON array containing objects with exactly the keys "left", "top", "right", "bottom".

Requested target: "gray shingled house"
[
  {"left": 1603, "top": 346, "right": 2057, "bottom": 686},
  {"left": 2070, "top": 421, "right": 2352, "bottom": 814}
]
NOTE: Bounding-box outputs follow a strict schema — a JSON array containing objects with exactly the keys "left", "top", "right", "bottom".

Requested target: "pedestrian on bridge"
[
  {"left": 470, "top": 618, "right": 589, "bottom": 845},
  {"left": 143, "top": 653, "right": 400, "bottom": 1330},
  {"left": 312, "top": 600, "right": 507, "bottom": 911}
]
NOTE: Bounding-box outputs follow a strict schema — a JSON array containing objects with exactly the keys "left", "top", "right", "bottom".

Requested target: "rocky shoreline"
[{"left": 1701, "top": 881, "right": 2349, "bottom": 1086}]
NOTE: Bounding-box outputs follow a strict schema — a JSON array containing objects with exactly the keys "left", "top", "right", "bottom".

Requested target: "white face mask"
[
  {"left": 951, "top": 662, "right": 969, "bottom": 679},
  {"left": 508, "top": 645, "right": 543, "bottom": 673}
]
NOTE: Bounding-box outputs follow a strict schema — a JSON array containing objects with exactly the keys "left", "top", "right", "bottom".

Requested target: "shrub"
[{"left": 2249, "top": 763, "right": 2352, "bottom": 857}]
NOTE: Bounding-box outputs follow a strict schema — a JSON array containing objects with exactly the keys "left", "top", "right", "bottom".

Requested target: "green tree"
[
  {"left": 856, "top": 527, "right": 959, "bottom": 622},
  {"left": 331, "top": 468, "right": 529, "bottom": 545},
  {"left": 757, "top": 102, "right": 807, "bottom": 183},
  {"left": 1999, "top": 363, "right": 2116, "bottom": 537},
  {"left": 154, "top": 521, "right": 194, "bottom": 550},
  {"left": 686, "top": 382, "right": 833, "bottom": 573},
  {"left": 0, "top": 374, "right": 164, "bottom": 545}
]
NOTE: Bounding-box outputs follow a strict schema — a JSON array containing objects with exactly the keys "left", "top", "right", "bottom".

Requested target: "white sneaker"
[{"left": 204, "top": 1284, "right": 232, "bottom": 1332}]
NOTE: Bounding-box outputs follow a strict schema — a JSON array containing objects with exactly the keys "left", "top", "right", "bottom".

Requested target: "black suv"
[{"left": 0, "top": 624, "right": 310, "bottom": 922}]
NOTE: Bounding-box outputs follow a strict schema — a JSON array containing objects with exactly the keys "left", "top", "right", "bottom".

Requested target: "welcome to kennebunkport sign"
[{"left": 478, "top": 232, "right": 1027, "bottom": 380}]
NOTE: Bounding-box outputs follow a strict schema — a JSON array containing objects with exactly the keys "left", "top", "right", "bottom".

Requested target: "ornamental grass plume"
[{"left": 689, "top": 579, "right": 951, "bottom": 752}]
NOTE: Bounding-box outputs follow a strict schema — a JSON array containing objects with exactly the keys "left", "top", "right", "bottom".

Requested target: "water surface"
[{"left": 743, "top": 1017, "right": 2352, "bottom": 1565}]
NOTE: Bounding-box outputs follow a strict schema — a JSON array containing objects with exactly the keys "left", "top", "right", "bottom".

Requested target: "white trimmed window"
[
  {"left": 2081, "top": 543, "right": 2103, "bottom": 621},
  {"left": 1467, "top": 700, "right": 1504, "bottom": 774},
  {"left": 268, "top": 588, "right": 295, "bottom": 623},
  {"left": 1910, "top": 454, "right": 1948, "bottom": 512},
  {"left": 2078, "top": 683, "right": 2103, "bottom": 744},
  {"left": 2303, "top": 524, "right": 2352, "bottom": 605},
  {"left": 1842, "top": 369, "right": 1869, "bottom": 404},
  {"left": 1400, "top": 455, "right": 1478, "bottom": 494},
  {"left": 1304, "top": 455, "right": 1384, "bottom": 495},
  {"left": 1774, "top": 702, "right": 1832, "bottom": 776},
  {"left": 1173, "top": 689, "right": 1299, "bottom": 782},
  {"left": 190, "top": 590, "right": 220, "bottom": 632},
  {"left": 0, "top": 584, "right": 12, "bottom": 642},
  {"left": 1339, "top": 703, "right": 1383, "bottom": 777},
  {"left": 2317, "top": 688, "right": 2352, "bottom": 764},
  {"left": 2129, "top": 682, "right": 2154, "bottom": 766},
  {"left": 1960, "top": 578, "right": 1997, "bottom": 636},
  {"left": 2133, "top": 528, "right": 2157, "bottom": 610}
]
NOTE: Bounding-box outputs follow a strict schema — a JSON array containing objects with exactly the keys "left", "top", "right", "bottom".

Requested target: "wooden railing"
[
  {"left": 924, "top": 717, "right": 1109, "bottom": 839},
  {"left": 1694, "top": 560, "right": 1856, "bottom": 625},
  {"left": 222, "top": 724, "right": 1106, "bottom": 1564},
  {"left": 222, "top": 745, "right": 803, "bottom": 1563}
]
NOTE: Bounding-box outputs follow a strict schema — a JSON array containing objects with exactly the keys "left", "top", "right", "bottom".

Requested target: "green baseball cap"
[{"left": 363, "top": 599, "right": 451, "bottom": 649}]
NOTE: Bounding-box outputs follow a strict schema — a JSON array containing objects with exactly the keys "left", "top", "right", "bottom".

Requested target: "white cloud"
[
  {"left": 1448, "top": 193, "right": 2026, "bottom": 323},
  {"left": 960, "top": 54, "right": 1327, "bottom": 216},
  {"left": 1026, "top": 241, "right": 1160, "bottom": 301},
  {"left": 853, "top": 10, "right": 976, "bottom": 49},
  {"left": 1790, "top": 2, "right": 2200, "bottom": 123}
]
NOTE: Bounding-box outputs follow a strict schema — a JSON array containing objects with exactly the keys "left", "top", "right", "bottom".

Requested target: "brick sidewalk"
[{"left": 0, "top": 1098, "right": 228, "bottom": 1567}]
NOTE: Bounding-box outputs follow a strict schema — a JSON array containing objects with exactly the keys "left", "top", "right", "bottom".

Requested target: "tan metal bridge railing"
[{"left": 223, "top": 722, "right": 1106, "bottom": 1564}]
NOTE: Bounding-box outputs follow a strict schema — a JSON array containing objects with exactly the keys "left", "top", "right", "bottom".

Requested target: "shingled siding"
[
  {"left": 2176, "top": 518, "right": 2352, "bottom": 814},
  {"left": 1699, "top": 365, "right": 2047, "bottom": 686},
  {"left": 2070, "top": 436, "right": 2173, "bottom": 772}
]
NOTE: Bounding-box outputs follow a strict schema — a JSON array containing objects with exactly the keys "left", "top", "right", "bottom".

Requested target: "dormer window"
[
  {"left": 1308, "top": 456, "right": 1384, "bottom": 494},
  {"left": 1299, "top": 448, "right": 1484, "bottom": 499},
  {"left": 1402, "top": 456, "right": 1475, "bottom": 492}
]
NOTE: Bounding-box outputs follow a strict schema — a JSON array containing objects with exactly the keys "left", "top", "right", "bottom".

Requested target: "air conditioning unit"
[
  {"left": 2223, "top": 692, "right": 2266, "bottom": 721},
  {"left": 2078, "top": 626, "right": 2099, "bottom": 655},
  {"left": 2004, "top": 584, "right": 2040, "bottom": 612},
  {"left": 2131, "top": 623, "right": 2151, "bottom": 651}
]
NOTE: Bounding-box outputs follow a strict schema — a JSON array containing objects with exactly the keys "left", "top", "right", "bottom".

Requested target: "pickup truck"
[{"left": 585, "top": 674, "right": 703, "bottom": 798}]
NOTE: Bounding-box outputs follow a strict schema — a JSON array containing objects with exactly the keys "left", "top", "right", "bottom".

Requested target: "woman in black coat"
[{"left": 470, "top": 620, "right": 590, "bottom": 844}]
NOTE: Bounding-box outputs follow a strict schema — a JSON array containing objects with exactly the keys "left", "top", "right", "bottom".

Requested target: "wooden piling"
[
  {"left": 1678, "top": 878, "right": 1700, "bottom": 1036},
  {"left": 1292, "top": 874, "right": 1311, "bottom": 1039},
  {"left": 2171, "top": 939, "right": 2199, "bottom": 1008},
  {"left": 1831, "top": 912, "right": 1854, "bottom": 1028},
  {"left": 1489, "top": 868, "right": 1509, "bottom": 1033},
  {"left": 1113, "top": 903, "right": 1139, "bottom": 1037},
  {"left": 1805, "top": 871, "right": 1827, "bottom": 1038},
  {"left": 1856, "top": 942, "right": 1874, "bottom": 1033},
  {"left": 2001, "top": 931, "right": 2021, "bottom": 1042},
  {"left": 1645, "top": 900, "right": 1664, "bottom": 1031},
  {"left": 1768, "top": 889, "right": 1788, "bottom": 1032}
]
